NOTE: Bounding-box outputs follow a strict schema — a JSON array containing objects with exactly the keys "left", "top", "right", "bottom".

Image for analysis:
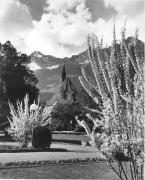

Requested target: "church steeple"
[
  {"left": 60, "top": 64, "right": 78, "bottom": 102},
  {"left": 61, "top": 64, "right": 66, "bottom": 82}
]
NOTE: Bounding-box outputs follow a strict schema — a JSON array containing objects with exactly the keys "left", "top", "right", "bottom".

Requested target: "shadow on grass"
[
  {"left": 0, "top": 134, "right": 15, "bottom": 142},
  {"left": 52, "top": 139, "right": 81, "bottom": 145},
  {"left": 0, "top": 133, "right": 83, "bottom": 144},
  {"left": 0, "top": 145, "right": 67, "bottom": 153}
]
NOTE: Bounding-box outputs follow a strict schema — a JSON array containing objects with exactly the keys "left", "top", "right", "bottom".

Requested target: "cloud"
[
  {"left": 24, "top": 0, "right": 93, "bottom": 57},
  {"left": 0, "top": 0, "right": 144, "bottom": 58},
  {"left": 25, "top": 0, "right": 144, "bottom": 57},
  {"left": 0, "top": 0, "right": 33, "bottom": 52},
  {"left": 45, "top": 0, "right": 82, "bottom": 12},
  {"left": 104, "top": 0, "right": 144, "bottom": 18},
  {"left": 103, "top": 0, "right": 145, "bottom": 42},
  {"left": 91, "top": 15, "right": 144, "bottom": 46}
]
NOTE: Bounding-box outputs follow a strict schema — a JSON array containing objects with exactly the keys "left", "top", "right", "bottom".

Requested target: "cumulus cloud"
[
  {"left": 103, "top": 0, "right": 145, "bottom": 42},
  {"left": 104, "top": 0, "right": 144, "bottom": 18},
  {"left": 25, "top": 0, "right": 93, "bottom": 57},
  {"left": 0, "top": 0, "right": 33, "bottom": 52},
  {"left": 25, "top": 0, "right": 144, "bottom": 57},
  {"left": 0, "top": 0, "right": 144, "bottom": 57},
  {"left": 45, "top": 0, "right": 82, "bottom": 12}
]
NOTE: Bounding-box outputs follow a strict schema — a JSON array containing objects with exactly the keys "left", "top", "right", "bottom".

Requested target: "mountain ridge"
[
  {"left": 30, "top": 37, "right": 144, "bottom": 105},
  {"left": 30, "top": 50, "right": 88, "bottom": 69},
  {"left": 30, "top": 50, "right": 89, "bottom": 104}
]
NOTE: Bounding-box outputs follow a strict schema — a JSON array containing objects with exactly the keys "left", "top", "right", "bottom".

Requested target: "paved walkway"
[{"left": 0, "top": 142, "right": 105, "bottom": 163}]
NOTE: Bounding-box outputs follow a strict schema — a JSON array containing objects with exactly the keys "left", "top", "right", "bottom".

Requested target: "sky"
[{"left": 0, "top": 0, "right": 144, "bottom": 58}]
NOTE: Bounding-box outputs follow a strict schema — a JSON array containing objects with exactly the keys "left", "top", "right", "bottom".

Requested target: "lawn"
[
  {"left": 0, "top": 131, "right": 89, "bottom": 143},
  {"left": 0, "top": 161, "right": 121, "bottom": 179},
  {"left": 0, "top": 132, "right": 132, "bottom": 179},
  {"left": 52, "top": 131, "right": 90, "bottom": 144}
]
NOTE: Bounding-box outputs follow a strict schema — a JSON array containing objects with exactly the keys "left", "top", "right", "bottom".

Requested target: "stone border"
[{"left": 0, "top": 157, "right": 106, "bottom": 169}]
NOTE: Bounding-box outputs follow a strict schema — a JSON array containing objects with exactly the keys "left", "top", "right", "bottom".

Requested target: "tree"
[
  {"left": 51, "top": 101, "right": 81, "bottom": 130},
  {"left": 0, "top": 41, "right": 39, "bottom": 127}
]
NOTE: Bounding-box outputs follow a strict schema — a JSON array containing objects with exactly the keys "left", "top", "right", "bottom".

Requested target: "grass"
[
  {"left": 0, "top": 145, "right": 67, "bottom": 153},
  {"left": 0, "top": 131, "right": 90, "bottom": 145},
  {"left": 0, "top": 161, "right": 121, "bottom": 179},
  {"left": 0, "top": 132, "right": 132, "bottom": 179},
  {"left": 52, "top": 132, "right": 90, "bottom": 144},
  {"left": 0, "top": 132, "right": 90, "bottom": 151}
]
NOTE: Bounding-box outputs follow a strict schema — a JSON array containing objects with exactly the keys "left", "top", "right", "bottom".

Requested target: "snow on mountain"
[
  {"left": 28, "top": 62, "right": 42, "bottom": 71},
  {"left": 31, "top": 51, "right": 44, "bottom": 58},
  {"left": 47, "top": 64, "right": 59, "bottom": 70}
]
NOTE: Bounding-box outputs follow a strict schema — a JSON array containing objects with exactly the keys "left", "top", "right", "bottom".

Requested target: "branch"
[
  {"left": 120, "top": 94, "right": 131, "bottom": 103},
  {"left": 75, "top": 116, "right": 91, "bottom": 136},
  {"left": 84, "top": 106, "right": 104, "bottom": 115},
  {"left": 123, "top": 40, "right": 139, "bottom": 73},
  {"left": 109, "top": 160, "right": 124, "bottom": 180},
  {"left": 79, "top": 76, "right": 100, "bottom": 104},
  {"left": 81, "top": 66, "right": 100, "bottom": 95},
  {"left": 86, "top": 113, "right": 101, "bottom": 127}
]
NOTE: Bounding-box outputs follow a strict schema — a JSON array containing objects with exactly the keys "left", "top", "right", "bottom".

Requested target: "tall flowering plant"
[
  {"left": 77, "top": 26, "right": 144, "bottom": 180},
  {"left": 7, "top": 95, "right": 54, "bottom": 148},
  {"left": 101, "top": 69, "right": 144, "bottom": 180}
]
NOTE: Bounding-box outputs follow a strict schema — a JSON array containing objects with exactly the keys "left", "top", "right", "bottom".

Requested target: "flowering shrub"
[
  {"left": 7, "top": 95, "right": 54, "bottom": 148},
  {"left": 78, "top": 27, "right": 144, "bottom": 180},
  {"left": 100, "top": 56, "right": 144, "bottom": 178}
]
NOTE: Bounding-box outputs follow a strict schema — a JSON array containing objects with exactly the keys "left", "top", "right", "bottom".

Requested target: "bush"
[
  {"left": 73, "top": 124, "right": 86, "bottom": 132},
  {"left": 32, "top": 126, "right": 52, "bottom": 149},
  {"left": 77, "top": 27, "right": 144, "bottom": 180},
  {"left": 7, "top": 95, "right": 53, "bottom": 148}
]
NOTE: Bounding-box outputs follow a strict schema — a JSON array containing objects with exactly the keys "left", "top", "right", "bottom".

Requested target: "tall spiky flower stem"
[
  {"left": 7, "top": 95, "right": 55, "bottom": 148},
  {"left": 76, "top": 27, "right": 144, "bottom": 180}
]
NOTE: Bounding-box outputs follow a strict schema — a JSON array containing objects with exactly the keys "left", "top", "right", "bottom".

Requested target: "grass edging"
[
  {"left": 52, "top": 139, "right": 82, "bottom": 145},
  {"left": 0, "top": 157, "right": 107, "bottom": 169},
  {"left": 0, "top": 147, "right": 67, "bottom": 153}
]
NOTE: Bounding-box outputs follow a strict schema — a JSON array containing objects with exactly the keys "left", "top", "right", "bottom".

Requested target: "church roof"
[
  {"left": 60, "top": 77, "right": 77, "bottom": 94},
  {"left": 59, "top": 64, "right": 78, "bottom": 102},
  {"left": 61, "top": 64, "right": 66, "bottom": 82}
]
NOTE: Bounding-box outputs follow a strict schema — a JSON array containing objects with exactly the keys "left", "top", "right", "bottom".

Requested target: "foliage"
[
  {"left": 7, "top": 95, "right": 53, "bottom": 148},
  {"left": 50, "top": 102, "right": 81, "bottom": 131},
  {"left": 32, "top": 126, "right": 52, "bottom": 149},
  {"left": 77, "top": 27, "right": 144, "bottom": 180},
  {"left": 0, "top": 41, "right": 39, "bottom": 127},
  {"left": 51, "top": 84, "right": 101, "bottom": 131},
  {"left": 0, "top": 41, "right": 39, "bottom": 102}
]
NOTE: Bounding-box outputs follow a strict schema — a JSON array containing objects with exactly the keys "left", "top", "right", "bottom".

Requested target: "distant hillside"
[
  {"left": 30, "top": 37, "right": 144, "bottom": 105},
  {"left": 30, "top": 50, "right": 89, "bottom": 104}
]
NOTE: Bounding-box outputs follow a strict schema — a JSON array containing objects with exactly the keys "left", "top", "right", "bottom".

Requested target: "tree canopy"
[
  {"left": 0, "top": 41, "right": 39, "bottom": 103},
  {"left": 0, "top": 41, "right": 39, "bottom": 127}
]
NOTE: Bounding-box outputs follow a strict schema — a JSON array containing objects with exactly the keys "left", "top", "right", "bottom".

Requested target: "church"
[
  {"left": 60, "top": 64, "right": 78, "bottom": 103},
  {"left": 50, "top": 64, "right": 79, "bottom": 131}
]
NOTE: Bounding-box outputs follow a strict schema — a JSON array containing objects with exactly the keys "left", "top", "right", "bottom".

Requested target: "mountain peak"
[{"left": 31, "top": 51, "right": 44, "bottom": 58}]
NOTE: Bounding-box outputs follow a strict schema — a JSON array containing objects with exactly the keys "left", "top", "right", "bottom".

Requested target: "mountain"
[
  {"left": 30, "top": 37, "right": 144, "bottom": 105},
  {"left": 30, "top": 50, "right": 89, "bottom": 105}
]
